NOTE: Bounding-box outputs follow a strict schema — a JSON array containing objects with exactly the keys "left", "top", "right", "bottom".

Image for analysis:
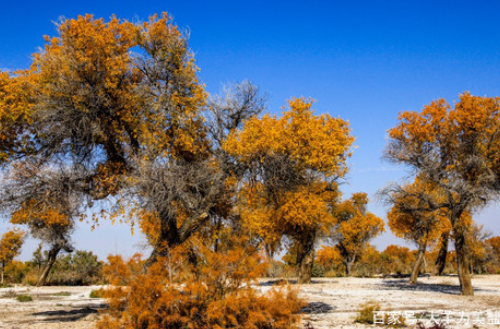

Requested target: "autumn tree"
[
  {"left": 317, "top": 245, "right": 344, "bottom": 275},
  {"left": 330, "top": 193, "right": 385, "bottom": 276},
  {"left": 25, "top": 13, "right": 206, "bottom": 185},
  {"left": 0, "top": 70, "right": 35, "bottom": 164},
  {"left": 386, "top": 178, "right": 450, "bottom": 283},
  {"left": 0, "top": 228, "right": 25, "bottom": 284},
  {"left": 486, "top": 236, "right": 500, "bottom": 260},
  {"left": 462, "top": 221, "right": 491, "bottom": 274},
  {"left": 381, "top": 245, "right": 415, "bottom": 275},
  {"left": 225, "top": 98, "right": 354, "bottom": 283},
  {"left": 385, "top": 92, "right": 500, "bottom": 295},
  {"left": 130, "top": 81, "right": 266, "bottom": 269},
  {"left": 1, "top": 161, "right": 84, "bottom": 286},
  {"left": 0, "top": 13, "right": 229, "bottom": 269}
]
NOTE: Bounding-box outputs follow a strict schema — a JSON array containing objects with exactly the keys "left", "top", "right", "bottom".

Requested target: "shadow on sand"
[
  {"left": 379, "top": 278, "right": 492, "bottom": 295},
  {"left": 32, "top": 303, "right": 107, "bottom": 322}
]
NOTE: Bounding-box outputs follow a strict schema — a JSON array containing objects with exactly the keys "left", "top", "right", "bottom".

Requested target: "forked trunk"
[
  {"left": 409, "top": 243, "right": 426, "bottom": 284},
  {"left": 345, "top": 255, "right": 356, "bottom": 277},
  {"left": 435, "top": 231, "right": 449, "bottom": 276},
  {"left": 454, "top": 232, "right": 474, "bottom": 296},
  {"left": 37, "top": 246, "right": 61, "bottom": 287}
]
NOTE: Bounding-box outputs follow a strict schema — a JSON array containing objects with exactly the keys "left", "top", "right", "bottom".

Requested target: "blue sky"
[{"left": 1, "top": 1, "right": 500, "bottom": 261}]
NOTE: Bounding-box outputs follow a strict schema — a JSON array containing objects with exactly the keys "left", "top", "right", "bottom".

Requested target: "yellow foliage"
[
  {"left": 335, "top": 193, "right": 385, "bottom": 257},
  {"left": 0, "top": 70, "right": 36, "bottom": 163},
  {"left": 227, "top": 98, "right": 352, "bottom": 255},
  {"left": 10, "top": 199, "right": 71, "bottom": 228},
  {"left": 98, "top": 237, "right": 304, "bottom": 329},
  {"left": 0, "top": 229, "right": 26, "bottom": 277},
  {"left": 387, "top": 178, "right": 450, "bottom": 246},
  {"left": 225, "top": 97, "right": 354, "bottom": 177},
  {"left": 317, "top": 245, "right": 343, "bottom": 267}
]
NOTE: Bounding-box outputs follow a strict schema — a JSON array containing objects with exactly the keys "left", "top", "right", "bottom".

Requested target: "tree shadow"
[
  {"left": 379, "top": 279, "right": 491, "bottom": 295},
  {"left": 32, "top": 304, "right": 107, "bottom": 322},
  {"left": 301, "top": 301, "right": 335, "bottom": 314},
  {"left": 259, "top": 278, "right": 338, "bottom": 286}
]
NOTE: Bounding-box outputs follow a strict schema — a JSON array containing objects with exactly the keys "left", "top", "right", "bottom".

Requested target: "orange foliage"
[
  {"left": 0, "top": 228, "right": 26, "bottom": 283},
  {"left": 98, "top": 238, "right": 304, "bottom": 329},
  {"left": 226, "top": 98, "right": 352, "bottom": 252},
  {"left": 317, "top": 245, "right": 343, "bottom": 268},
  {"left": 225, "top": 97, "right": 353, "bottom": 178},
  {"left": 10, "top": 199, "right": 71, "bottom": 227},
  {"left": 334, "top": 193, "right": 385, "bottom": 260},
  {"left": 486, "top": 236, "right": 500, "bottom": 259},
  {"left": 387, "top": 178, "right": 450, "bottom": 247},
  {"left": 0, "top": 70, "right": 35, "bottom": 163},
  {"left": 381, "top": 245, "right": 415, "bottom": 274}
]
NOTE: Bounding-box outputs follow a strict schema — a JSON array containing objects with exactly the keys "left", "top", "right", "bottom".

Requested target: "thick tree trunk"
[
  {"left": 297, "top": 248, "right": 314, "bottom": 284},
  {"left": 37, "top": 246, "right": 61, "bottom": 287},
  {"left": 296, "top": 233, "right": 316, "bottom": 284},
  {"left": 454, "top": 231, "right": 474, "bottom": 296},
  {"left": 345, "top": 255, "right": 356, "bottom": 277},
  {"left": 435, "top": 231, "right": 449, "bottom": 276},
  {"left": 143, "top": 240, "right": 171, "bottom": 272},
  {"left": 143, "top": 212, "right": 209, "bottom": 272},
  {"left": 409, "top": 243, "right": 426, "bottom": 284},
  {"left": 143, "top": 215, "right": 180, "bottom": 272}
]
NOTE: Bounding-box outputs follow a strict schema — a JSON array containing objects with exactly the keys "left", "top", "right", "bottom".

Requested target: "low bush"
[
  {"left": 97, "top": 238, "right": 305, "bottom": 329},
  {"left": 354, "top": 301, "right": 381, "bottom": 324},
  {"left": 89, "top": 288, "right": 105, "bottom": 298},
  {"left": 16, "top": 294, "right": 33, "bottom": 302}
]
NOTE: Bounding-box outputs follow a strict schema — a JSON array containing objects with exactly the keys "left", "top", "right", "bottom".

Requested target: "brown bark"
[
  {"left": 345, "top": 255, "right": 356, "bottom": 277},
  {"left": 1, "top": 263, "right": 4, "bottom": 285},
  {"left": 296, "top": 233, "right": 316, "bottom": 284},
  {"left": 409, "top": 243, "right": 426, "bottom": 284},
  {"left": 297, "top": 248, "right": 314, "bottom": 284},
  {"left": 435, "top": 231, "right": 449, "bottom": 276},
  {"left": 143, "top": 212, "right": 210, "bottom": 272},
  {"left": 37, "top": 246, "right": 61, "bottom": 287},
  {"left": 454, "top": 231, "right": 474, "bottom": 296}
]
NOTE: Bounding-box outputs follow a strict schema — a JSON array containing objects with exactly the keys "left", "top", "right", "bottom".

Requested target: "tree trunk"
[
  {"left": 143, "top": 216, "right": 180, "bottom": 272},
  {"left": 266, "top": 247, "right": 276, "bottom": 278},
  {"left": 345, "top": 255, "right": 356, "bottom": 277},
  {"left": 435, "top": 231, "right": 449, "bottom": 276},
  {"left": 296, "top": 233, "right": 316, "bottom": 284},
  {"left": 1, "top": 262, "right": 4, "bottom": 285},
  {"left": 143, "top": 241, "right": 171, "bottom": 272},
  {"left": 143, "top": 212, "right": 209, "bottom": 272},
  {"left": 454, "top": 231, "right": 474, "bottom": 296},
  {"left": 37, "top": 246, "right": 61, "bottom": 287},
  {"left": 409, "top": 243, "right": 426, "bottom": 284}
]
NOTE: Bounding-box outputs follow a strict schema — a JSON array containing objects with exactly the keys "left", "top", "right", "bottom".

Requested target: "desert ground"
[{"left": 1, "top": 275, "right": 499, "bottom": 329}]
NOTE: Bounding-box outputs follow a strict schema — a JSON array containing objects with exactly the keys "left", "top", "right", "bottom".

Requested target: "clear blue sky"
[{"left": 1, "top": 0, "right": 500, "bottom": 261}]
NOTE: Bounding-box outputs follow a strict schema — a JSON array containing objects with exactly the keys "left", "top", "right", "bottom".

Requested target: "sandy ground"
[{"left": 1, "top": 275, "right": 499, "bottom": 328}]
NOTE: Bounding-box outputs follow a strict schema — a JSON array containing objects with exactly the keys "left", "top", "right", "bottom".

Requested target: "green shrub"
[
  {"left": 16, "top": 294, "right": 33, "bottom": 302},
  {"left": 90, "top": 288, "right": 105, "bottom": 298},
  {"left": 51, "top": 291, "right": 71, "bottom": 296}
]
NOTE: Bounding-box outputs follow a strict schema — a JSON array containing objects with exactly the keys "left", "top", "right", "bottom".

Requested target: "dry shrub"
[
  {"left": 354, "top": 301, "right": 381, "bottom": 324},
  {"left": 97, "top": 238, "right": 304, "bottom": 329}
]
